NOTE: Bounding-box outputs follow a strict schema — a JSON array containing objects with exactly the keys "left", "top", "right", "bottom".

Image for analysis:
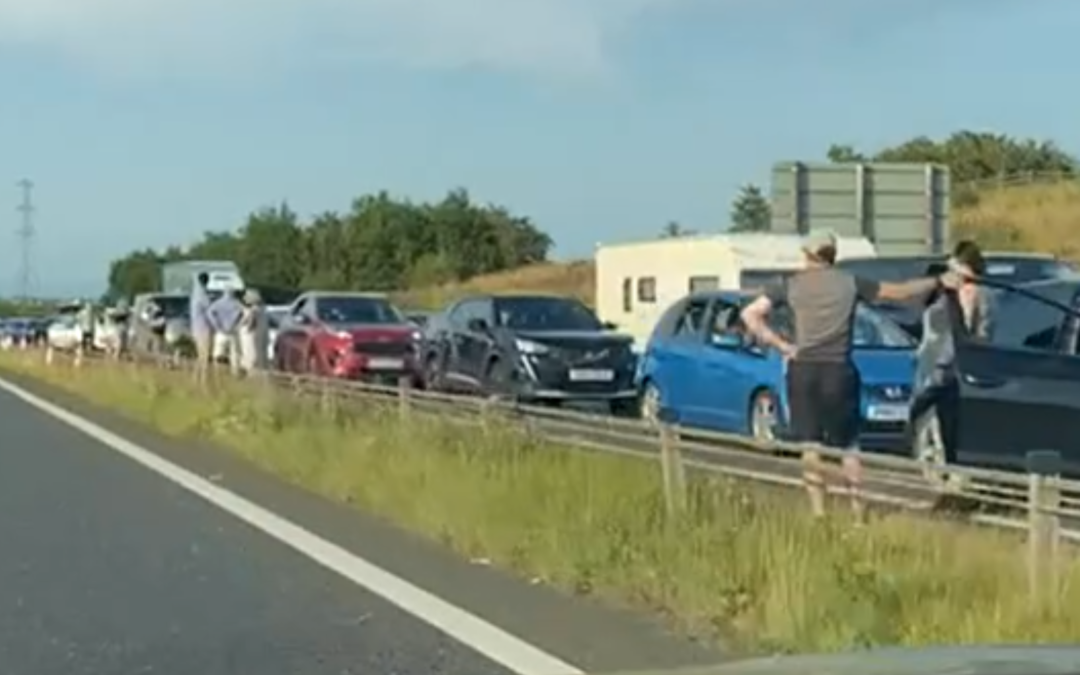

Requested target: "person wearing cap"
[{"left": 740, "top": 230, "right": 960, "bottom": 517}]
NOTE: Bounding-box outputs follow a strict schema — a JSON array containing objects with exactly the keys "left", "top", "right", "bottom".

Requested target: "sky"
[{"left": 0, "top": 0, "right": 1077, "bottom": 297}]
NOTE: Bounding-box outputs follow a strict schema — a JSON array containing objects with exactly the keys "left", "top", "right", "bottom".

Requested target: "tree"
[
  {"left": 826, "top": 131, "right": 1078, "bottom": 186},
  {"left": 729, "top": 184, "right": 771, "bottom": 233},
  {"left": 660, "top": 221, "right": 694, "bottom": 238},
  {"left": 105, "top": 188, "right": 553, "bottom": 301}
]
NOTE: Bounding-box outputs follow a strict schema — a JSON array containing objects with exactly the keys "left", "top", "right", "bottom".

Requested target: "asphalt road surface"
[{"left": 0, "top": 371, "right": 718, "bottom": 675}]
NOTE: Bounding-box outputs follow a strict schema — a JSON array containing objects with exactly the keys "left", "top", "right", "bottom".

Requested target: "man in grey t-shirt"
[{"left": 740, "top": 230, "right": 954, "bottom": 514}]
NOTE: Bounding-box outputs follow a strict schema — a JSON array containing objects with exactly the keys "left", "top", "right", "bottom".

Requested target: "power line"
[{"left": 15, "top": 178, "right": 34, "bottom": 302}]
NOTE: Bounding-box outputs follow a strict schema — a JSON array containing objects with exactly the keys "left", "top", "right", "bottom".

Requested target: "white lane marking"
[{"left": 0, "top": 376, "right": 582, "bottom": 675}]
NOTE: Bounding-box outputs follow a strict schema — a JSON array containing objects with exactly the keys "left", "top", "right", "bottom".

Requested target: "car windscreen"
[
  {"left": 316, "top": 297, "right": 403, "bottom": 324},
  {"left": 266, "top": 310, "right": 287, "bottom": 329},
  {"left": 153, "top": 296, "right": 189, "bottom": 319},
  {"left": 495, "top": 297, "right": 603, "bottom": 331},
  {"left": 853, "top": 306, "right": 915, "bottom": 349}
]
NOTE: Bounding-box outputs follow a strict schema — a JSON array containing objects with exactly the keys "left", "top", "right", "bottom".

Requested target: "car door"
[
  {"left": 651, "top": 298, "right": 711, "bottom": 426},
  {"left": 951, "top": 287, "right": 1080, "bottom": 472},
  {"left": 695, "top": 299, "right": 780, "bottom": 432},
  {"left": 278, "top": 296, "right": 312, "bottom": 371},
  {"left": 443, "top": 299, "right": 487, "bottom": 387}
]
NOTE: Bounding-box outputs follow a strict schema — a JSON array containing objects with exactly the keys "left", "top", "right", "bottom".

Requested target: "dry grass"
[
  {"left": 397, "top": 181, "right": 1080, "bottom": 309},
  {"left": 3, "top": 350, "right": 1080, "bottom": 654},
  {"left": 392, "top": 261, "right": 595, "bottom": 309},
  {"left": 954, "top": 181, "right": 1080, "bottom": 258}
]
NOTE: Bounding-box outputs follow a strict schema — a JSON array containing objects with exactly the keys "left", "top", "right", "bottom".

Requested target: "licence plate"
[
  {"left": 367, "top": 357, "right": 404, "bottom": 370},
  {"left": 569, "top": 368, "right": 614, "bottom": 382},
  {"left": 866, "top": 403, "right": 909, "bottom": 421}
]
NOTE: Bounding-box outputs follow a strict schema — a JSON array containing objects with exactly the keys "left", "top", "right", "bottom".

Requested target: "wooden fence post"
[
  {"left": 398, "top": 376, "right": 412, "bottom": 420},
  {"left": 1026, "top": 449, "right": 1062, "bottom": 604},
  {"left": 656, "top": 407, "right": 686, "bottom": 517}
]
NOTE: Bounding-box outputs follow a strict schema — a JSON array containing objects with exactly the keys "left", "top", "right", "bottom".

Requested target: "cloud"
[{"left": 0, "top": 0, "right": 688, "bottom": 79}]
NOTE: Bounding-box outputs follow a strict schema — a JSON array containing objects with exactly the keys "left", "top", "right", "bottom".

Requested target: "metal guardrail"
[{"left": 10, "top": 343, "right": 1079, "bottom": 601}]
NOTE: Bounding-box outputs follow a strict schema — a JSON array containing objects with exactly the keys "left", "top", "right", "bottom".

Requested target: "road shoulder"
[{"left": 0, "top": 366, "right": 723, "bottom": 673}]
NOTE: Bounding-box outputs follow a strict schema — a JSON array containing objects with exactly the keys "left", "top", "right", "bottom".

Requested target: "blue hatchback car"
[{"left": 636, "top": 290, "right": 916, "bottom": 451}]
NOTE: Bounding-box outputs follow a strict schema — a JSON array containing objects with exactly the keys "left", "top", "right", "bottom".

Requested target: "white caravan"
[{"left": 595, "top": 233, "right": 878, "bottom": 351}]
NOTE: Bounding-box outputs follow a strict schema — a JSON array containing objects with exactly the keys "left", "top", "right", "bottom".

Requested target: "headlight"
[{"left": 514, "top": 338, "right": 549, "bottom": 355}]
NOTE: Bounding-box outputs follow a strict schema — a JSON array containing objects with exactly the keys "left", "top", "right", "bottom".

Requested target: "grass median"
[{"left": 2, "top": 350, "right": 1079, "bottom": 653}]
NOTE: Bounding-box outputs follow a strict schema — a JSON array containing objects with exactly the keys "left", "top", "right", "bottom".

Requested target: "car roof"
[{"left": 299, "top": 291, "right": 389, "bottom": 299}]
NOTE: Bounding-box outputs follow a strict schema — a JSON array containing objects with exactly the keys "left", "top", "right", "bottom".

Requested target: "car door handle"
[{"left": 962, "top": 373, "right": 1007, "bottom": 389}]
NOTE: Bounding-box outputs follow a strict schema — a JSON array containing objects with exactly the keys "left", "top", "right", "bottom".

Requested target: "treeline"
[
  {"left": 106, "top": 189, "right": 552, "bottom": 301},
  {"left": 108, "top": 129, "right": 1078, "bottom": 298}
]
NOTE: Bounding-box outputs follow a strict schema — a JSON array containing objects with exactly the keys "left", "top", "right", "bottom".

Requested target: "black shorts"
[{"left": 785, "top": 359, "right": 861, "bottom": 449}]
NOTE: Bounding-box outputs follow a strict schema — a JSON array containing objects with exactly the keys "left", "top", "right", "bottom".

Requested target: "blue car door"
[
  {"left": 696, "top": 299, "right": 786, "bottom": 433},
  {"left": 651, "top": 298, "right": 711, "bottom": 424}
]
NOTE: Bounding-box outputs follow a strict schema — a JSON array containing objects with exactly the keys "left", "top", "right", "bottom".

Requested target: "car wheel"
[
  {"left": 484, "top": 357, "right": 513, "bottom": 398},
  {"left": 640, "top": 380, "right": 661, "bottom": 427},
  {"left": 749, "top": 388, "right": 778, "bottom": 442},
  {"left": 609, "top": 397, "right": 640, "bottom": 418},
  {"left": 424, "top": 352, "right": 444, "bottom": 391}
]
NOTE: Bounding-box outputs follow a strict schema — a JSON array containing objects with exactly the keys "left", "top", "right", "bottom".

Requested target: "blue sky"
[{"left": 0, "top": 0, "right": 1075, "bottom": 297}]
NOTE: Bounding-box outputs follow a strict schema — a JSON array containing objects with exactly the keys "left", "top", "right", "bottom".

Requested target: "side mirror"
[
  {"left": 292, "top": 313, "right": 309, "bottom": 325},
  {"left": 602, "top": 321, "right": 618, "bottom": 330},
  {"left": 710, "top": 332, "right": 744, "bottom": 349},
  {"left": 466, "top": 318, "right": 489, "bottom": 333}
]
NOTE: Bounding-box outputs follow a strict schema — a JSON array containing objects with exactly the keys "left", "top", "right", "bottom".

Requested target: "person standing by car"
[
  {"left": 237, "top": 289, "right": 269, "bottom": 374},
  {"left": 207, "top": 288, "right": 244, "bottom": 375},
  {"left": 740, "top": 230, "right": 957, "bottom": 518},
  {"left": 189, "top": 272, "right": 214, "bottom": 376},
  {"left": 910, "top": 240, "right": 994, "bottom": 482}
]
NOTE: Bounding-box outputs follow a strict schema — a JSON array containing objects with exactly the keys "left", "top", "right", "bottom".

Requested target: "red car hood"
[{"left": 326, "top": 324, "right": 415, "bottom": 341}]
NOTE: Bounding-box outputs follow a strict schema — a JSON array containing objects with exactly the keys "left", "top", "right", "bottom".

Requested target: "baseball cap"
[{"left": 801, "top": 229, "right": 838, "bottom": 255}]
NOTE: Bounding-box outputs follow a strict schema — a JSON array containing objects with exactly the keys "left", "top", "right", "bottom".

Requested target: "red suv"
[{"left": 273, "top": 291, "right": 422, "bottom": 386}]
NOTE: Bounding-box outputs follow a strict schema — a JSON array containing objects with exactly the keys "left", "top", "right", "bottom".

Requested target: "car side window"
[
  {"left": 673, "top": 299, "right": 709, "bottom": 338},
  {"left": 985, "top": 287, "right": 1078, "bottom": 355},
  {"left": 708, "top": 301, "right": 743, "bottom": 338},
  {"left": 451, "top": 299, "right": 490, "bottom": 329}
]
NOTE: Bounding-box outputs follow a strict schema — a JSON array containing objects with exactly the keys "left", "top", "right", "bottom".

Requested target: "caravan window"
[
  {"left": 688, "top": 276, "right": 719, "bottom": 293},
  {"left": 622, "top": 277, "right": 633, "bottom": 312},
  {"left": 637, "top": 277, "right": 657, "bottom": 303}
]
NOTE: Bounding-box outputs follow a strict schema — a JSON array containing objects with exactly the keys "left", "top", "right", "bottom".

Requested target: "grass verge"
[{"left": 3, "top": 351, "right": 1080, "bottom": 653}]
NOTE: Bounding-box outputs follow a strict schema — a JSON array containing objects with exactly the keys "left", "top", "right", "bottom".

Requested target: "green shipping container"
[{"left": 769, "top": 162, "right": 950, "bottom": 256}]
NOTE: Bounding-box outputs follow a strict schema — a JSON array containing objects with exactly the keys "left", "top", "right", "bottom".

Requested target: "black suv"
[
  {"left": 422, "top": 294, "right": 639, "bottom": 414},
  {"left": 913, "top": 276, "right": 1080, "bottom": 476}
]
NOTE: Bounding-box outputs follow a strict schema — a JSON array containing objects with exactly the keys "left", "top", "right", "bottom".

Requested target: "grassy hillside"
[
  {"left": 399, "top": 180, "right": 1080, "bottom": 310},
  {"left": 953, "top": 181, "right": 1080, "bottom": 258},
  {"left": 393, "top": 261, "right": 595, "bottom": 309}
]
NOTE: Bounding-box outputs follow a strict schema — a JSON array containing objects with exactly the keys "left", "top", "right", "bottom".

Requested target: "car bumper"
[
  {"left": 329, "top": 352, "right": 421, "bottom": 384},
  {"left": 515, "top": 386, "right": 639, "bottom": 403}
]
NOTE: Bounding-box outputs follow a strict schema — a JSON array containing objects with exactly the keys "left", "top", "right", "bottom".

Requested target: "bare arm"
[
  {"left": 740, "top": 296, "right": 796, "bottom": 357},
  {"left": 871, "top": 277, "right": 941, "bottom": 303}
]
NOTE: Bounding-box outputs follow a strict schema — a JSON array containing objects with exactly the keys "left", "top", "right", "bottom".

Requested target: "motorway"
[{"left": 0, "top": 371, "right": 720, "bottom": 674}]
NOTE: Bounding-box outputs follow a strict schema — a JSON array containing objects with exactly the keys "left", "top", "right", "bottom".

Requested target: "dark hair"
[
  {"left": 812, "top": 245, "right": 837, "bottom": 265},
  {"left": 924, "top": 261, "right": 949, "bottom": 307},
  {"left": 196, "top": 272, "right": 210, "bottom": 286},
  {"left": 952, "top": 240, "right": 986, "bottom": 275}
]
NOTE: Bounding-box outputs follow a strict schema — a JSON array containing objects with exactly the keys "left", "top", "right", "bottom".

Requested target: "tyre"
[
  {"left": 748, "top": 388, "right": 779, "bottom": 442},
  {"left": 609, "top": 397, "right": 640, "bottom": 418}
]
